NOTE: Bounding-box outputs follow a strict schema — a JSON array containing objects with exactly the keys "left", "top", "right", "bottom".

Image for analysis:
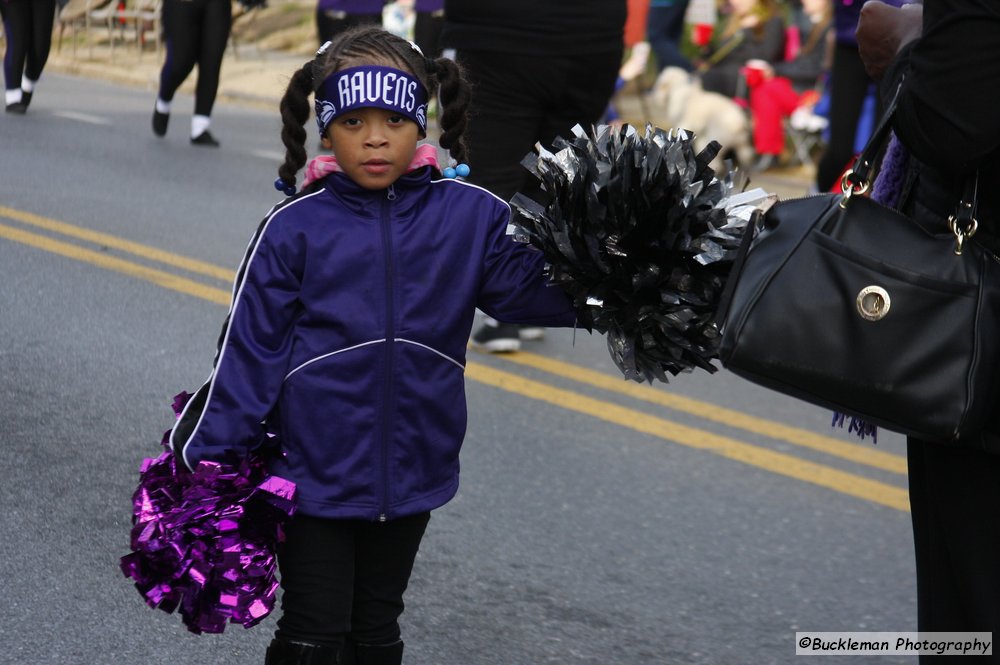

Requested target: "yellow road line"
[
  {"left": 0, "top": 223, "right": 231, "bottom": 305},
  {"left": 1, "top": 211, "right": 909, "bottom": 511},
  {"left": 499, "top": 350, "right": 908, "bottom": 475},
  {"left": 467, "top": 363, "right": 910, "bottom": 512},
  {"left": 0, "top": 204, "right": 233, "bottom": 282}
]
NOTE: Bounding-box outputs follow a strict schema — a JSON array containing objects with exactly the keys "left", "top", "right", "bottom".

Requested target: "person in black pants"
[
  {"left": 151, "top": 0, "right": 232, "bottom": 146},
  {"left": 273, "top": 513, "right": 430, "bottom": 664},
  {"left": 857, "top": 0, "right": 1000, "bottom": 652},
  {"left": 315, "top": 0, "right": 383, "bottom": 46},
  {"left": 814, "top": 0, "right": 904, "bottom": 192},
  {"left": 412, "top": 0, "right": 444, "bottom": 59},
  {"left": 1, "top": 0, "right": 57, "bottom": 114},
  {"left": 443, "top": 0, "right": 627, "bottom": 353}
]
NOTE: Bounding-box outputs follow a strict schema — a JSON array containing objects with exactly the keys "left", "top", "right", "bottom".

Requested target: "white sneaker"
[{"left": 518, "top": 327, "right": 545, "bottom": 341}]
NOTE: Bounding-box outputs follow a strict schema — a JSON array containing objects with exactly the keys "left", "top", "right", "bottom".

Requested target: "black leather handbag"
[{"left": 718, "top": 91, "right": 1000, "bottom": 444}]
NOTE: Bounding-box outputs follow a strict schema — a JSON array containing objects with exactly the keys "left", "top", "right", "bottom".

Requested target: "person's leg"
[
  {"left": 536, "top": 50, "right": 622, "bottom": 148},
  {"left": 316, "top": 9, "right": 380, "bottom": 45},
  {"left": 815, "top": 43, "right": 870, "bottom": 191},
  {"left": 648, "top": 1, "right": 692, "bottom": 71},
  {"left": 21, "top": 0, "right": 56, "bottom": 107},
  {"left": 190, "top": 0, "right": 232, "bottom": 145},
  {"left": 272, "top": 514, "right": 356, "bottom": 658},
  {"left": 2, "top": 0, "right": 30, "bottom": 110},
  {"left": 155, "top": 0, "right": 203, "bottom": 136},
  {"left": 345, "top": 512, "right": 430, "bottom": 665},
  {"left": 907, "top": 438, "right": 1000, "bottom": 648},
  {"left": 412, "top": 11, "right": 444, "bottom": 59},
  {"left": 458, "top": 49, "right": 553, "bottom": 351}
]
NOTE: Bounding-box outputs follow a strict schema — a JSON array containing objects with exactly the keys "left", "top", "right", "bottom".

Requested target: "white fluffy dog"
[{"left": 649, "top": 66, "right": 755, "bottom": 173}]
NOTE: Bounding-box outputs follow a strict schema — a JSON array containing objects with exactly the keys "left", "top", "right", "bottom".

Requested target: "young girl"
[{"left": 169, "top": 26, "right": 578, "bottom": 665}]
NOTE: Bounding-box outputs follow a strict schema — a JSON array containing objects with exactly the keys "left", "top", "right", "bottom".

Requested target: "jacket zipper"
[{"left": 378, "top": 184, "right": 397, "bottom": 521}]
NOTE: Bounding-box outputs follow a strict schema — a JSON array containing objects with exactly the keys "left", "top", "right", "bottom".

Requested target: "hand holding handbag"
[{"left": 718, "top": 85, "right": 1000, "bottom": 446}]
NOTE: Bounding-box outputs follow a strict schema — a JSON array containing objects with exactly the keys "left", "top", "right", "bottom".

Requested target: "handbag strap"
[
  {"left": 840, "top": 79, "right": 981, "bottom": 255},
  {"left": 839, "top": 81, "right": 904, "bottom": 202}
]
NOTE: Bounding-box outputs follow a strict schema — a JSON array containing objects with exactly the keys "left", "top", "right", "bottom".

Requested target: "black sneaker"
[
  {"left": 5, "top": 102, "right": 27, "bottom": 114},
  {"left": 152, "top": 109, "right": 169, "bottom": 137},
  {"left": 191, "top": 130, "right": 220, "bottom": 147},
  {"left": 471, "top": 322, "right": 521, "bottom": 353},
  {"left": 20, "top": 91, "right": 32, "bottom": 109}
]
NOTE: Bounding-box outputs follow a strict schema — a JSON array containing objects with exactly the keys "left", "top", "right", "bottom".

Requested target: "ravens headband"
[{"left": 314, "top": 65, "right": 429, "bottom": 137}]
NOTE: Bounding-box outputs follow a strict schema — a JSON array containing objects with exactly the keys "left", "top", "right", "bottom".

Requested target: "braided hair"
[{"left": 276, "top": 26, "right": 471, "bottom": 194}]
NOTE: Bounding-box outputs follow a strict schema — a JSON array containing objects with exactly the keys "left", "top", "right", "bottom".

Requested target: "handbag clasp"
[
  {"left": 949, "top": 199, "right": 978, "bottom": 256},
  {"left": 856, "top": 286, "right": 891, "bottom": 321},
  {"left": 839, "top": 169, "right": 870, "bottom": 209}
]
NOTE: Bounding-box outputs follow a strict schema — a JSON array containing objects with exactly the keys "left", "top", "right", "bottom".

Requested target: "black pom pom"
[{"left": 511, "top": 124, "right": 765, "bottom": 384}]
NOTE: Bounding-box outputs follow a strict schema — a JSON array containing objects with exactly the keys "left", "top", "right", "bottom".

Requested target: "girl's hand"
[{"left": 856, "top": 1, "right": 923, "bottom": 80}]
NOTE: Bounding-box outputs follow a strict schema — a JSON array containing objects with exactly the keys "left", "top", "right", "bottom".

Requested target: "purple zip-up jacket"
[{"left": 171, "top": 167, "right": 577, "bottom": 521}]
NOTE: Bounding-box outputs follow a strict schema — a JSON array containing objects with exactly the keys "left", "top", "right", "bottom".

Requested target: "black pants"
[
  {"left": 455, "top": 48, "right": 622, "bottom": 203},
  {"left": 907, "top": 438, "right": 1000, "bottom": 662},
  {"left": 315, "top": 10, "right": 382, "bottom": 46},
  {"left": 413, "top": 11, "right": 444, "bottom": 59},
  {"left": 815, "top": 42, "right": 882, "bottom": 192},
  {"left": 647, "top": 1, "right": 692, "bottom": 71},
  {"left": 1, "top": 0, "right": 56, "bottom": 91},
  {"left": 158, "top": 0, "right": 232, "bottom": 116},
  {"left": 275, "top": 512, "right": 431, "bottom": 651}
]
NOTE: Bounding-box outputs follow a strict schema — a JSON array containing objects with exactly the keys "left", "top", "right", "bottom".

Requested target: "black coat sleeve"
[{"left": 881, "top": 0, "right": 1000, "bottom": 174}]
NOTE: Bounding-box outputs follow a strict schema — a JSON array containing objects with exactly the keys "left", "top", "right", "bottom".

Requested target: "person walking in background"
[
  {"left": 152, "top": 0, "right": 232, "bottom": 146},
  {"left": 315, "top": 0, "right": 383, "bottom": 45},
  {"left": 648, "top": 0, "right": 693, "bottom": 72},
  {"left": 813, "top": 0, "right": 902, "bottom": 192},
  {"left": 443, "top": 0, "right": 627, "bottom": 353},
  {"left": 1, "top": 0, "right": 57, "bottom": 114},
  {"left": 856, "top": 0, "right": 1000, "bottom": 649},
  {"left": 172, "top": 26, "right": 579, "bottom": 664}
]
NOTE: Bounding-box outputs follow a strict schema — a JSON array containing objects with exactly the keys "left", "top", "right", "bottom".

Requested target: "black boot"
[
  {"left": 354, "top": 641, "right": 404, "bottom": 665},
  {"left": 152, "top": 108, "right": 169, "bottom": 137},
  {"left": 265, "top": 638, "right": 339, "bottom": 664}
]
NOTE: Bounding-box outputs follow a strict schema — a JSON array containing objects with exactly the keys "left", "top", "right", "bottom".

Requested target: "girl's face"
[{"left": 323, "top": 107, "right": 420, "bottom": 190}]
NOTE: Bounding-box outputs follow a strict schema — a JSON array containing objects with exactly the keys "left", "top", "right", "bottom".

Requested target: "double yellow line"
[{"left": 0, "top": 204, "right": 910, "bottom": 512}]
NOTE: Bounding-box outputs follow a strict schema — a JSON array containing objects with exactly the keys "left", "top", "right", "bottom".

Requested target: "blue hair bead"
[
  {"left": 274, "top": 177, "right": 297, "bottom": 196},
  {"left": 443, "top": 167, "right": 457, "bottom": 179},
  {"left": 455, "top": 163, "right": 470, "bottom": 178}
]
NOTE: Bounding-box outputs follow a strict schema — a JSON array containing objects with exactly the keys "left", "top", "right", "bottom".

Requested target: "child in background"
[
  {"left": 169, "top": 26, "right": 578, "bottom": 665},
  {"left": 745, "top": 0, "right": 833, "bottom": 171},
  {"left": 697, "top": 0, "right": 786, "bottom": 98}
]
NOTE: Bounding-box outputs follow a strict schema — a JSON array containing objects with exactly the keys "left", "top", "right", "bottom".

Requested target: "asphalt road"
[{"left": 0, "top": 73, "right": 917, "bottom": 665}]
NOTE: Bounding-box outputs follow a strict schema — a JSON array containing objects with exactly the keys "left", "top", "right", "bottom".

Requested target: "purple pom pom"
[{"left": 121, "top": 392, "right": 296, "bottom": 634}]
